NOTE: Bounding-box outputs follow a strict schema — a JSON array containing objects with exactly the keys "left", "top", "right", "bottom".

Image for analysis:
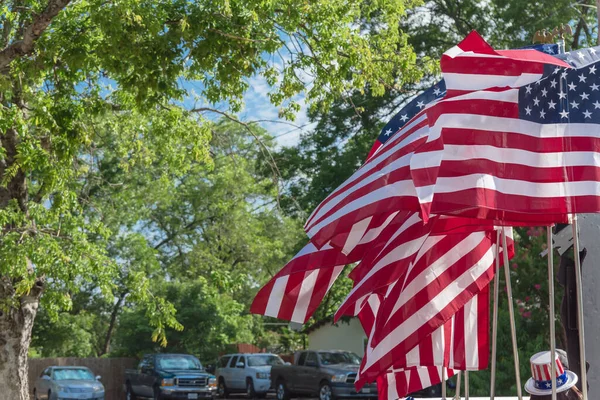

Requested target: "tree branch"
[
  {"left": 190, "top": 107, "right": 283, "bottom": 207},
  {"left": 0, "top": 0, "right": 72, "bottom": 71}
]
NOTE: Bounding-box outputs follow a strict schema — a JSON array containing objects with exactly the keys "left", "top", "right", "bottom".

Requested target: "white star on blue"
[{"left": 520, "top": 46, "right": 600, "bottom": 124}]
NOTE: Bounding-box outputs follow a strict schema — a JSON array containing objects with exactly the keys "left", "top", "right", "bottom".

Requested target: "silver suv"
[{"left": 216, "top": 353, "right": 285, "bottom": 398}]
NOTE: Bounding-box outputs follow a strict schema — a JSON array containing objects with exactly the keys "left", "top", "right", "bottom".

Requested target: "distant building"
[{"left": 305, "top": 318, "right": 368, "bottom": 357}]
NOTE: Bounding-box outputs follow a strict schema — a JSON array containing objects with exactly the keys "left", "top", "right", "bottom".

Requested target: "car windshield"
[
  {"left": 157, "top": 355, "right": 203, "bottom": 371},
  {"left": 53, "top": 368, "right": 95, "bottom": 381},
  {"left": 318, "top": 352, "right": 362, "bottom": 365},
  {"left": 248, "top": 355, "right": 284, "bottom": 367}
]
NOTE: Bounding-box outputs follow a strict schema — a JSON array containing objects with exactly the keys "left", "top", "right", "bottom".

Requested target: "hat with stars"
[{"left": 524, "top": 351, "right": 578, "bottom": 395}]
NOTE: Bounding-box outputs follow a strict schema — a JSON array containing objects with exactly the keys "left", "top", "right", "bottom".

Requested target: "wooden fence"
[{"left": 28, "top": 357, "right": 137, "bottom": 400}]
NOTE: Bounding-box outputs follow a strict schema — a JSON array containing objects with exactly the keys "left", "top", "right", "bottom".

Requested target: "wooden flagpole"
[
  {"left": 454, "top": 371, "right": 461, "bottom": 400},
  {"left": 547, "top": 226, "right": 557, "bottom": 400},
  {"left": 572, "top": 217, "right": 588, "bottom": 400},
  {"left": 464, "top": 370, "right": 469, "bottom": 400},
  {"left": 502, "top": 227, "right": 523, "bottom": 400},
  {"left": 442, "top": 367, "right": 447, "bottom": 399},
  {"left": 490, "top": 229, "right": 501, "bottom": 400}
]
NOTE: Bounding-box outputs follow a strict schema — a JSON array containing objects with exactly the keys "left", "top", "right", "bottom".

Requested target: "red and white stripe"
[
  {"left": 357, "top": 293, "right": 457, "bottom": 400},
  {"left": 334, "top": 212, "right": 434, "bottom": 320},
  {"left": 334, "top": 212, "right": 504, "bottom": 321},
  {"left": 531, "top": 354, "right": 565, "bottom": 381},
  {"left": 304, "top": 31, "right": 567, "bottom": 247},
  {"left": 441, "top": 31, "right": 567, "bottom": 97},
  {"left": 304, "top": 114, "right": 428, "bottom": 248},
  {"left": 355, "top": 229, "right": 512, "bottom": 386},
  {"left": 357, "top": 286, "right": 489, "bottom": 399},
  {"left": 377, "top": 366, "right": 455, "bottom": 400},
  {"left": 250, "top": 214, "right": 398, "bottom": 323},
  {"left": 251, "top": 264, "right": 346, "bottom": 323},
  {"left": 411, "top": 86, "right": 589, "bottom": 223},
  {"left": 410, "top": 33, "right": 581, "bottom": 223}
]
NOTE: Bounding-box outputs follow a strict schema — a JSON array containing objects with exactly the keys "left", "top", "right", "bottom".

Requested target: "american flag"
[
  {"left": 411, "top": 42, "right": 600, "bottom": 223},
  {"left": 333, "top": 212, "right": 499, "bottom": 321},
  {"left": 368, "top": 42, "right": 558, "bottom": 160},
  {"left": 358, "top": 287, "right": 489, "bottom": 400},
  {"left": 358, "top": 293, "right": 456, "bottom": 400},
  {"left": 251, "top": 31, "right": 550, "bottom": 400},
  {"left": 305, "top": 32, "right": 567, "bottom": 247},
  {"left": 250, "top": 213, "right": 398, "bottom": 323},
  {"left": 367, "top": 80, "right": 446, "bottom": 160},
  {"left": 354, "top": 230, "right": 512, "bottom": 386}
]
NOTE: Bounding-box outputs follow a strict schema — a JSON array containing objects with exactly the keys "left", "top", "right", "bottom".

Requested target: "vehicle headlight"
[
  {"left": 209, "top": 377, "right": 217, "bottom": 388},
  {"left": 93, "top": 385, "right": 104, "bottom": 392},
  {"left": 57, "top": 385, "right": 70, "bottom": 392},
  {"left": 256, "top": 372, "right": 270, "bottom": 380},
  {"left": 161, "top": 378, "right": 175, "bottom": 387},
  {"left": 331, "top": 374, "right": 347, "bottom": 383}
]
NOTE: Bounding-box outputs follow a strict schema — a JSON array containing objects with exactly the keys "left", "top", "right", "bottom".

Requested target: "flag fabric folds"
[
  {"left": 250, "top": 213, "right": 398, "bottom": 323},
  {"left": 249, "top": 30, "right": 589, "bottom": 400},
  {"left": 358, "top": 286, "right": 490, "bottom": 399},
  {"left": 412, "top": 44, "right": 600, "bottom": 223},
  {"left": 305, "top": 31, "right": 568, "bottom": 247}
]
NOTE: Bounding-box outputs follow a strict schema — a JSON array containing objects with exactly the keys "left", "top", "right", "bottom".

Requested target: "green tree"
[
  {"left": 30, "top": 121, "right": 303, "bottom": 359},
  {"left": 111, "top": 278, "right": 263, "bottom": 362},
  {"left": 0, "top": 1, "right": 427, "bottom": 397}
]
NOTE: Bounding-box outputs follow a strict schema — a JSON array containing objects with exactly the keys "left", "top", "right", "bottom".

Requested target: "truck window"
[
  {"left": 229, "top": 356, "right": 239, "bottom": 368},
  {"left": 297, "top": 352, "right": 307, "bottom": 366},
  {"left": 248, "top": 355, "right": 284, "bottom": 367},
  {"left": 305, "top": 352, "right": 318, "bottom": 366},
  {"left": 237, "top": 356, "right": 245, "bottom": 368},
  {"left": 157, "top": 355, "right": 202, "bottom": 371},
  {"left": 219, "top": 356, "right": 231, "bottom": 368}
]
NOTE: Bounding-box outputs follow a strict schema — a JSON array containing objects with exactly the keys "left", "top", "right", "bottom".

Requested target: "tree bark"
[
  {"left": 99, "top": 291, "right": 127, "bottom": 356},
  {"left": 0, "top": 278, "right": 43, "bottom": 400}
]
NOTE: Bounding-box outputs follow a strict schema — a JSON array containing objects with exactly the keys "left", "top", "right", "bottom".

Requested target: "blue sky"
[{"left": 182, "top": 74, "right": 313, "bottom": 148}]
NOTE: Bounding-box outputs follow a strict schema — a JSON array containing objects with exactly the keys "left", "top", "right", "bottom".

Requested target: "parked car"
[
  {"left": 270, "top": 350, "right": 377, "bottom": 400},
  {"left": 124, "top": 353, "right": 217, "bottom": 400},
  {"left": 216, "top": 353, "right": 285, "bottom": 398},
  {"left": 33, "top": 366, "right": 105, "bottom": 400}
]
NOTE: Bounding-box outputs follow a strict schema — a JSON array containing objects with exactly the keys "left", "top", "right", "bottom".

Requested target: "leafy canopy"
[{"left": 0, "top": 0, "right": 427, "bottom": 344}]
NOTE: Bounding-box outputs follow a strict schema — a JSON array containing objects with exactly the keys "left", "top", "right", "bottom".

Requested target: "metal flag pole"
[
  {"left": 464, "top": 371, "right": 469, "bottom": 400},
  {"left": 502, "top": 227, "right": 523, "bottom": 400},
  {"left": 547, "top": 226, "right": 557, "bottom": 400},
  {"left": 454, "top": 371, "right": 461, "bottom": 400},
  {"left": 490, "top": 230, "right": 501, "bottom": 400},
  {"left": 572, "top": 216, "right": 588, "bottom": 400},
  {"left": 442, "top": 367, "right": 447, "bottom": 399}
]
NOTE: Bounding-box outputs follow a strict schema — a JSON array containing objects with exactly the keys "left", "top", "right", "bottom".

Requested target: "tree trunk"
[
  {"left": 99, "top": 291, "right": 127, "bottom": 356},
  {"left": 0, "top": 280, "right": 43, "bottom": 400}
]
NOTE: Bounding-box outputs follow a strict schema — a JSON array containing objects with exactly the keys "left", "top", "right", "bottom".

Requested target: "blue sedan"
[{"left": 33, "top": 366, "right": 105, "bottom": 400}]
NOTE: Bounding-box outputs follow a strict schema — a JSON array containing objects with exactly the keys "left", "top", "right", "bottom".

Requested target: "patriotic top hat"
[{"left": 524, "top": 351, "right": 578, "bottom": 395}]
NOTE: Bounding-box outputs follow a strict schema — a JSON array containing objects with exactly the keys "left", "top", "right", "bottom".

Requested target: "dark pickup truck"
[
  {"left": 270, "top": 350, "right": 377, "bottom": 400},
  {"left": 125, "top": 353, "right": 218, "bottom": 400}
]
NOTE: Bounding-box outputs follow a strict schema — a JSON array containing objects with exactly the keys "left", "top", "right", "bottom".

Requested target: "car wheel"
[
  {"left": 153, "top": 386, "right": 162, "bottom": 400},
  {"left": 246, "top": 379, "right": 257, "bottom": 399},
  {"left": 125, "top": 383, "right": 137, "bottom": 400},
  {"left": 218, "top": 379, "right": 229, "bottom": 398},
  {"left": 33, "top": 389, "right": 38, "bottom": 400},
  {"left": 319, "top": 382, "right": 336, "bottom": 400},
  {"left": 276, "top": 380, "right": 290, "bottom": 400}
]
